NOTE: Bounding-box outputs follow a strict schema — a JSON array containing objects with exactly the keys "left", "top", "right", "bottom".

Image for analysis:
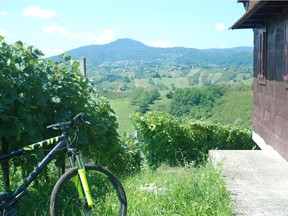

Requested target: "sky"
[{"left": 0, "top": 0, "right": 253, "bottom": 57}]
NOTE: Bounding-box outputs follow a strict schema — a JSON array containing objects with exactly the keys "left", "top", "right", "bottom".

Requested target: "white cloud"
[
  {"left": 0, "top": 10, "right": 9, "bottom": 16},
  {"left": 0, "top": 28, "right": 7, "bottom": 36},
  {"left": 87, "top": 29, "right": 116, "bottom": 44},
  {"left": 58, "top": 27, "right": 84, "bottom": 42},
  {"left": 42, "top": 24, "right": 58, "bottom": 34},
  {"left": 214, "top": 23, "right": 225, "bottom": 31},
  {"left": 23, "top": 6, "right": 57, "bottom": 19},
  {"left": 44, "top": 48, "right": 64, "bottom": 57},
  {"left": 42, "top": 24, "right": 117, "bottom": 44},
  {"left": 144, "top": 40, "right": 172, "bottom": 48}
]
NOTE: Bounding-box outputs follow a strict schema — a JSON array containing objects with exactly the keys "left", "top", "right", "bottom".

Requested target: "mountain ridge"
[{"left": 48, "top": 38, "right": 253, "bottom": 68}]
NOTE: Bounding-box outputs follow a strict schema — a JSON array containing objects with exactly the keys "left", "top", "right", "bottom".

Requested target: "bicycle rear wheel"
[{"left": 50, "top": 164, "right": 127, "bottom": 216}]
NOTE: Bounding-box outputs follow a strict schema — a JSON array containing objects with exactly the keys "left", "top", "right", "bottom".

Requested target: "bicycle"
[{"left": 0, "top": 111, "right": 127, "bottom": 216}]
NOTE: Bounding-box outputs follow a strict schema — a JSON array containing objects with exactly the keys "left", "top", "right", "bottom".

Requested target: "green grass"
[
  {"left": 187, "top": 68, "right": 201, "bottom": 76},
  {"left": 124, "top": 163, "right": 232, "bottom": 216},
  {"left": 108, "top": 90, "right": 172, "bottom": 134},
  {"left": 150, "top": 97, "right": 171, "bottom": 113},
  {"left": 109, "top": 98, "right": 137, "bottom": 134},
  {"left": 152, "top": 77, "right": 189, "bottom": 88},
  {"left": 134, "top": 77, "right": 189, "bottom": 89},
  {"left": 3, "top": 162, "right": 232, "bottom": 215},
  {"left": 209, "top": 90, "right": 253, "bottom": 128},
  {"left": 208, "top": 72, "right": 222, "bottom": 83}
]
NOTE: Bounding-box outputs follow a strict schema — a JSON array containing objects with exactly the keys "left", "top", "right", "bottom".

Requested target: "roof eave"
[{"left": 230, "top": 0, "right": 269, "bottom": 30}]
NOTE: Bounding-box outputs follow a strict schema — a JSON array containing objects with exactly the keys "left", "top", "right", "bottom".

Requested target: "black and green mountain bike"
[{"left": 0, "top": 111, "right": 127, "bottom": 216}]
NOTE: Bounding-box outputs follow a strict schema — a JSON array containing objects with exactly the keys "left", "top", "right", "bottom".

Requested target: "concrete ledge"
[
  {"left": 209, "top": 150, "right": 288, "bottom": 216},
  {"left": 252, "top": 131, "right": 281, "bottom": 156}
]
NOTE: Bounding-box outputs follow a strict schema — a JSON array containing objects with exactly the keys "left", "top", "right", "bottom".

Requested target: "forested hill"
[{"left": 48, "top": 38, "right": 253, "bottom": 68}]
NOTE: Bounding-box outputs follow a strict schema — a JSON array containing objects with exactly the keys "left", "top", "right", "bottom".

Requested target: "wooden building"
[{"left": 231, "top": 0, "right": 288, "bottom": 159}]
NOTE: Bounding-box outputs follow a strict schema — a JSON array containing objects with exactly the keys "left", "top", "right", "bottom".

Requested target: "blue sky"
[{"left": 0, "top": 0, "right": 253, "bottom": 57}]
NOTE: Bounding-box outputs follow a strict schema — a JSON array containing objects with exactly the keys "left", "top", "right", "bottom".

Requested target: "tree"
[
  {"left": 169, "top": 85, "right": 228, "bottom": 119},
  {"left": 152, "top": 72, "right": 161, "bottom": 78},
  {"left": 131, "top": 88, "right": 161, "bottom": 113}
]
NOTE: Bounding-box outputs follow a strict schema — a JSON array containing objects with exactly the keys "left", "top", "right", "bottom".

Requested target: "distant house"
[{"left": 231, "top": 0, "right": 288, "bottom": 159}]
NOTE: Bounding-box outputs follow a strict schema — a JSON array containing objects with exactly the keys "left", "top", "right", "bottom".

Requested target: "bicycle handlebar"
[
  {"left": 73, "top": 112, "right": 85, "bottom": 122},
  {"left": 46, "top": 112, "right": 89, "bottom": 131}
]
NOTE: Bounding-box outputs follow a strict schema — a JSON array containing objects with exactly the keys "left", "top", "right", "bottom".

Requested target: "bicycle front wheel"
[{"left": 50, "top": 164, "right": 127, "bottom": 216}]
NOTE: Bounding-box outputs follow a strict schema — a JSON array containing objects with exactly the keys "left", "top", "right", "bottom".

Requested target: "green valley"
[{"left": 58, "top": 38, "right": 255, "bottom": 133}]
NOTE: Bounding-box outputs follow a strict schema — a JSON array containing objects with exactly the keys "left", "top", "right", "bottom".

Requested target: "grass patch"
[
  {"left": 150, "top": 97, "right": 171, "bottom": 113},
  {"left": 134, "top": 78, "right": 190, "bottom": 89},
  {"left": 152, "top": 77, "right": 189, "bottom": 88},
  {"left": 187, "top": 68, "right": 201, "bottom": 76},
  {"left": 209, "top": 90, "right": 253, "bottom": 128},
  {"left": 109, "top": 98, "right": 137, "bottom": 134},
  {"left": 208, "top": 72, "right": 222, "bottom": 83},
  {"left": 2, "top": 161, "right": 232, "bottom": 215},
  {"left": 124, "top": 163, "right": 232, "bottom": 216}
]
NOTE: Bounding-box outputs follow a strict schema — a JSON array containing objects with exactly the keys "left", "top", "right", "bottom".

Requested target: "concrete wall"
[{"left": 253, "top": 7, "right": 288, "bottom": 159}]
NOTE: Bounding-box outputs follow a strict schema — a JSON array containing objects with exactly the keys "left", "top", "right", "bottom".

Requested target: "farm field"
[{"left": 134, "top": 77, "right": 189, "bottom": 88}]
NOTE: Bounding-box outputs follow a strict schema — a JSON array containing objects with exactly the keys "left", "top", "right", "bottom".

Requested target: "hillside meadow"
[
  {"left": 109, "top": 99, "right": 137, "bottom": 134},
  {"left": 109, "top": 88, "right": 253, "bottom": 134},
  {"left": 209, "top": 90, "right": 253, "bottom": 128}
]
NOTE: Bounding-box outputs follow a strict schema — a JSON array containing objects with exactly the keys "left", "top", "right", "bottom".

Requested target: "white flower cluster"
[{"left": 139, "top": 183, "right": 166, "bottom": 195}]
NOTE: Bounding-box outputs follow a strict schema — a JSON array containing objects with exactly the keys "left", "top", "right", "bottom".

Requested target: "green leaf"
[{"left": 15, "top": 41, "right": 23, "bottom": 49}]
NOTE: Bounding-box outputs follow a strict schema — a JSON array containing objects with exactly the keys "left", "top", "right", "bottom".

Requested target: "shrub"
[{"left": 131, "top": 111, "right": 257, "bottom": 168}]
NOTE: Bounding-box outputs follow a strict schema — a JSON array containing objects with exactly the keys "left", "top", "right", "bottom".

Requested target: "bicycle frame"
[
  {"left": 0, "top": 132, "right": 95, "bottom": 211},
  {"left": 0, "top": 133, "right": 67, "bottom": 209}
]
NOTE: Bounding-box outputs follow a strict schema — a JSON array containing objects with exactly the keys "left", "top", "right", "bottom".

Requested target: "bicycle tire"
[{"left": 50, "top": 164, "right": 127, "bottom": 216}]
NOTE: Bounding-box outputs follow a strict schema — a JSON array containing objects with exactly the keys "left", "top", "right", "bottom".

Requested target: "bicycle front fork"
[{"left": 68, "top": 149, "right": 95, "bottom": 208}]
